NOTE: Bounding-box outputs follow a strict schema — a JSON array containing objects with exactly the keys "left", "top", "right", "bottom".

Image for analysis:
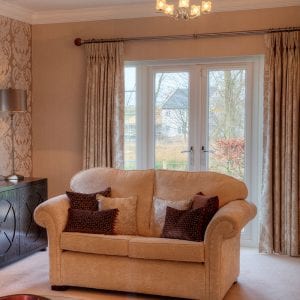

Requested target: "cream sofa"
[{"left": 34, "top": 168, "right": 256, "bottom": 300}]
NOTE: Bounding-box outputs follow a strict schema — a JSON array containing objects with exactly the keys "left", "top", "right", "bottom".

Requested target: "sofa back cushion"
[
  {"left": 154, "top": 170, "right": 248, "bottom": 208},
  {"left": 148, "top": 170, "right": 247, "bottom": 237},
  {"left": 70, "top": 168, "right": 155, "bottom": 236}
]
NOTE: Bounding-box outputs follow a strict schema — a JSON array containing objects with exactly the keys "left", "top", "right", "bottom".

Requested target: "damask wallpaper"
[{"left": 0, "top": 16, "right": 32, "bottom": 177}]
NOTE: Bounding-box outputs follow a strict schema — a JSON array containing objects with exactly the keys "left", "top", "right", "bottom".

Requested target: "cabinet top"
[{"left": 0, "top": 177, "right": 47, "bottom": 192}]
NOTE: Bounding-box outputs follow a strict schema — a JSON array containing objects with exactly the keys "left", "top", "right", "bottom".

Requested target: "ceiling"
[
  {"left": 3, "top": 0, "right": 150, "bottom": 11},
  {"left": 0, "top": 0, "right": 299, "bottom": 24}
]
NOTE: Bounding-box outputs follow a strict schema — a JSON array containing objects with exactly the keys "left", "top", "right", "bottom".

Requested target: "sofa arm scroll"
[
  {"left": 204, "top": 200, "right": 257, "bottom": 243},
  {"left": 34, "top": 194, "right": 70, "bottom": 237}
]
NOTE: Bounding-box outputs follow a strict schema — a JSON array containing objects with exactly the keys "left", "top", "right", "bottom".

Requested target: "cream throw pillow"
[
  {"left": 97, "top": 195, "right": 137, "bottom": 235},
  {"left": 150, "top": 197, "right": 192, "bottom": 237}
]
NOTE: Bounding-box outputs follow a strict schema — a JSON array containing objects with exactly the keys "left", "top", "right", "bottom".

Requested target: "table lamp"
[{"left": 0, "top": 88, "right": 27, "bottom": 181}]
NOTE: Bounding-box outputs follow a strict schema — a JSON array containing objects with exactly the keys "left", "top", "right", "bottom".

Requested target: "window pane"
[
  {"left": 154, "top": 72, "right": 190, "bottom": 170},
  {"left": 124, "top": 67, "right": 137, "bottom": 170},
  {"left": 207, "top": 69, "right": 246, "bottom": 180}
]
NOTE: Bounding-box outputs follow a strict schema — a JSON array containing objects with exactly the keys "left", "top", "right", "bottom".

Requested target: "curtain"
[
  {"left": 260, "top": 31, "right": 300, "bottom": 256},
  {"left": 83, "top": 42, "right": 124, "bottom": 169}
]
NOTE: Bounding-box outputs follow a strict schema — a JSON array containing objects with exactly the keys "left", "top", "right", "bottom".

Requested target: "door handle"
[
  {"left": 201, "top": 146, "right": 214, "bottom": 153},
  {"left": 181, "top": 146, "right": 194, "bottom": 154}
]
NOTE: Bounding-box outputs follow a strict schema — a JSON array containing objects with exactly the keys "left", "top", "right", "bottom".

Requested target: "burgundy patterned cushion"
[
  {"left": 64, "top": 208, "right": 118, "bottom": 234},
  {"left": 192, "top": 192, "right": 219, "bottom": 239},
  {"left": 66, "top": 187, "right": 111, "bottom": 211},
  {"left": 161, "top": 206, "right": 207, "bottom": 242}
]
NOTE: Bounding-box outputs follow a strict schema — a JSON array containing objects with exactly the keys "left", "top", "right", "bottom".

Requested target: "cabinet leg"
[
  {"left": 51, "top": 285, "right": 69, "bottom": 291},
  {"left": 40, "top": 248, "right": 47, "bottom": 252}
]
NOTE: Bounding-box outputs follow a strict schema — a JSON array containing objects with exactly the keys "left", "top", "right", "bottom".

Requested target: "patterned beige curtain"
[
  {"left": 260, "top": 31, "right": 300, "bottom": 256},
  {"left": 83, "top": 42, "right": 124, "bottom": 169}
]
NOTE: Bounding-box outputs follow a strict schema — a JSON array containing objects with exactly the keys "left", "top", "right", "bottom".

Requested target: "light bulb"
[
  {"left": 201, "top": 1, "right": 212, "bottom": 13},
  {"left": 156, "top": 0, "right": 166, "bottom": 11},
  {"left": 191, "top": 5, "right": 201, "bottom": 17},
  {"left": 179, "top": 0, "right": 190, "bottom": 8},
  {"left": 164, "top": 4, "right": 174, "bottom": 15}
]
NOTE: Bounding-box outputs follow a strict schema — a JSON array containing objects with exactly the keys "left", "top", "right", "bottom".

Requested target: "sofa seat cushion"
[
  {"left": 128, "top": 237, "right": 204, "bottom": 263},
  {"left": 61, "top": 232, "right": 136, "bottom": 257}
]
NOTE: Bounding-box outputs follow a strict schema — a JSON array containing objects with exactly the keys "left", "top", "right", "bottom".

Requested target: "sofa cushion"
[
  {"left": 64, "top": 208, "right": 118, "bottom": 235},
  {"left": 66, "top": 188, "right": 111, "bottom": 211},
  {"left": 61, "top": 232, "right": 135, "bottom": 257},
  {"left": 192, "top": 193, "right": 219, "bottom": 240},
  {"left": 128, "top": 237, "right": 204, "bottom": 263},
  {"left": 150, "top": 197, "right": 192, "bottom": 237},
  {"left": 161, "top": 206, "right": 207, "bottom": 242},
  {"left": 154, "top": 169, "right": 248, "bottom": 208},
  {"left": 70, "top": 168, "right": 155, "bottom": 236},
  {"left": 97, "top": 195, "right": 137, "bottom": 235}
]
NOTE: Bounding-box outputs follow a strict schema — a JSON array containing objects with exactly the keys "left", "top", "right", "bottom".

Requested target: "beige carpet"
[{"left": 0, "top": 248, "right": 299, "bottom": 300}]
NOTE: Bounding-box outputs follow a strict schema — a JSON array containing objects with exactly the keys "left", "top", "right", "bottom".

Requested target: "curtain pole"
[{"left": 74, "top": 26, "right": 300, "bottom": 46}]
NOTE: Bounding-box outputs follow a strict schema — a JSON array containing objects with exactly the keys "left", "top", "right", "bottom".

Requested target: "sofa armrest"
[
  {"left": 204, "top": 200, "right": 256, "bottom": 300},
  {"left": 34, "top": 194, "right": 70, "bottom": 234},
  {"left": 33, "top": 194, "right": 70, "bottom": 285},
  {"left": 204, "top": 200, "right": 257, "bottom": 243}
]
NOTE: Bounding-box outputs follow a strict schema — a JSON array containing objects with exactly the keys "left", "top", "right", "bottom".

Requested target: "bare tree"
[{"left": 208, "top": 69, "right": 246, "bottom": 179}]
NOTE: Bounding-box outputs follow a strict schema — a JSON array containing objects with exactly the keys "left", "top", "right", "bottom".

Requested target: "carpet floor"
[{"left": 0, "top": 248, "right": 299, "bottom": 300}]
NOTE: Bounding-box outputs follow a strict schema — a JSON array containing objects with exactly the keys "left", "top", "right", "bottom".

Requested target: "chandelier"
[{"left": 156, "top": 0, "right": 212, "bottom": 20}]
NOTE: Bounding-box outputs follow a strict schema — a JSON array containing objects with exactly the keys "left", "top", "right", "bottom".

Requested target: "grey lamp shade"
[{"left": 0, "top": 88, "right": 27, "bottom": 112}]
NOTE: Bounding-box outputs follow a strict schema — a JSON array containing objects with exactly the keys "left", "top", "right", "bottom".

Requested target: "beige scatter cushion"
[
  {"left": 150, "top": 197, "right": 192, "bottom": 237},
  {"left": 97, "top": 195, "right": 137, "bottom": 235}
]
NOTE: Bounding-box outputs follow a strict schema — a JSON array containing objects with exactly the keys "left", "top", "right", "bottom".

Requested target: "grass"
[{"left": 124, "top": 140, "right": 244, "bottom": 179}]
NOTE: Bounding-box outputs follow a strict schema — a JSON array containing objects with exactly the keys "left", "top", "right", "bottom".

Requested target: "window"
[
  {"left": 124, "top": 67, "right": 137, "bottom": 170},
  {"left": 207, "top": 69, "right": 246, "bottom": 180},
  {"left": 154, "top": 72, "right": 190, "bottom": 170}
]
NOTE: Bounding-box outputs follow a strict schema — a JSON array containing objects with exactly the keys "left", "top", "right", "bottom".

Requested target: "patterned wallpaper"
[{"left": 0, "top": 16, "right": 32, "bottom": 177}]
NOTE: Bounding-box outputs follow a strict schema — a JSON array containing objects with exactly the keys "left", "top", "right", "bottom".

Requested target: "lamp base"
[{"left": 5, "top": 174, "right": 25, "bottom": 181}]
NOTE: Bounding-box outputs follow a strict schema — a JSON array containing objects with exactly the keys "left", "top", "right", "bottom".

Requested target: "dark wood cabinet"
[{"left": 0, "top": 178, "right": 47, "bottom": 268}]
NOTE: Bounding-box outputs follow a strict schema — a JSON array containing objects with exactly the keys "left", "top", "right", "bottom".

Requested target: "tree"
[
  {"left": 208, "top": 70, "right": 246, "bottom": 179},
  {"left": 212, "top": 138, "right": 245, "bottom": 179}
]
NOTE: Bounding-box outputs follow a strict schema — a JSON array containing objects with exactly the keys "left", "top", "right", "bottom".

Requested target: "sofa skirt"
[{"left": 60, "top": 251, "right": 206, "bottom": 299}]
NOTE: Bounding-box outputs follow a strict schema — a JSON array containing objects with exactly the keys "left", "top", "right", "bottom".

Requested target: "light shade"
[
  {"left": 179, "top": 0, "right": 189, "bottom": 8},
  {"left": 201, "top": 1, "right": 212, "bottom": 13},
  {"left": 0, "top": 88, "right": 27, "bottom": 112},
  {"left": 156, "top": 0, "right": 166, "bottom": 11}
]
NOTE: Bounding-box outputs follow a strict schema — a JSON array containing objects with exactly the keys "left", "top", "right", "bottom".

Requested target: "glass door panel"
[
  {"left": 206, "top": 69, "right": 246, "bottom": 180},
  {"left": 154, "top": 71, "right": 190, "bottom": 170}
]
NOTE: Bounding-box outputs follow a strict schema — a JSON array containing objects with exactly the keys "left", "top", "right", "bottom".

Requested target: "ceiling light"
[{"left": 156, "top": 0, "right": 212, "bottom": 20}]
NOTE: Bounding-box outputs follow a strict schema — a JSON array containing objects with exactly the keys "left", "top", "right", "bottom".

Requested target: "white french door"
[
  {"left": 148, "top": 64, "right": 251, "bottom": 176},
  {"left": 124, "top": 57, "right": 263, "bottom": 247}
]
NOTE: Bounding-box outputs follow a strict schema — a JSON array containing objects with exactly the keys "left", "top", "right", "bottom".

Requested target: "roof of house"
[{"left": 162, "top": 88, "right": 188, "bottom": 110}]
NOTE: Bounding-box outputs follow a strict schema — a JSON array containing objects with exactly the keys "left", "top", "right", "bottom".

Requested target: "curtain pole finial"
[{"left": 74, "top": 38, "right": 82, "bottom": 46}]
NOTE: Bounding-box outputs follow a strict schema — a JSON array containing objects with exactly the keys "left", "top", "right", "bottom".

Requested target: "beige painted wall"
[{"left": 32, "top": 6, "right": 300, "bottom": 197}]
